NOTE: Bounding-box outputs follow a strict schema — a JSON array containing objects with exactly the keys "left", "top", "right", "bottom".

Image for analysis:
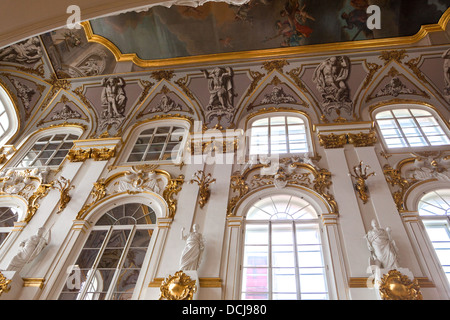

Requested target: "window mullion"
[
  {"left": 291, "top": 221, "right": 301, "bottom": 300},
  {"left": 105, "top": 225, "right": 136, "bottom": 300},
  {"left": 392, "top": 114, "right": 409, "bottom": 147},
  {"left": 78, "top": 226, "right": 114, "bottom": 300},
  {"left": 412, "top": 116, "right": 432, "bottom": 146},
  {"left": 268, "top": 220, "right": 273, "bottom": 300}
]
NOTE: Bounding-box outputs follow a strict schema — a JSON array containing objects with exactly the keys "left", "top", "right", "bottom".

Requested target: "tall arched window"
[
  {"left": 418, "top": 189, "right": 450, "bottom": 284},
  {"left": 0, "top": 85, "right": 19, "bottom": 146},
  {"left": 241, "top": 194, "right": 328, "bottom": 300},
  {"left": 16, "top": 132, "right": 79, "bottom": 168},
  {"left": 375, "top": 107, "right": 449, "bottom": 149},
  {"left": 58, "top": 203, "right": 156, "bottom": 300},
  {"left": 0, "top": 206, "right": 19, "bottom": 247},
  {"left": 249, "top": 114, "right": 310, "bottom": 156}
]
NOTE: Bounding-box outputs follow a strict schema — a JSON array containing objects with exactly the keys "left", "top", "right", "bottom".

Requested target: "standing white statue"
[
  {"left": 365, "top": 219, "right": 399, "bottom": 270},
  {"left": 7, "top": 227, "right": 51, "bottom": 273},
  {"left": 179, "top": 224, "right": 205, "bottom": 271}
]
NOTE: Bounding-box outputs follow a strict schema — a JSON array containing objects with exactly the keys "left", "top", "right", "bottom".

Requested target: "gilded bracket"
[
  {"left": 349, "top": 161, "right": 375, "bottom": 204},
  {"left": 189, "top": 170, "right": 216, "bottom": 209},
  {"left": 0, "top": 272, "right": 11, "bottom": 296},
  {"left": 159, "top": 270, "right": 197, "bottom": 300},
  {"left": 378, "top": 269, "right": 423, "bottom": 300}
]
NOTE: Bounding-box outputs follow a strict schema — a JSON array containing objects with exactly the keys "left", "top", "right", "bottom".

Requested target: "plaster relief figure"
[
  {"left": 260, "top": 86, "right": 296, "bottom": 105},
  {"left": 0, "top": 37, "right": 43, "bottom": 64},
  {"left": 152, "top": 94, "right": 182, "bottom": 113},
  {"left": 313, "top": 56, "right": 352, "bottom": 115},
  {"left": 51, "top": 104, "right": 82, "bottom": 121},
  {"left": 179, "top": 224, "right": 205, "bottom": 271},
  {"left": 201, "top": 67, "right": 235, "bottom": 122},
  {"left": 7, "top": 227, "right": 51, "bottom": 273},
  {"left": 375, "top": 77, "right": 416, "bottom": 98},
  {"left": 443, "top": 48, "right": 450, "bottom": 102},
  {"left": 100, "top": 76, "right": 127, "bottom": 130},
  {"left": 365, "top": 219, "right": 399, "bottom": 270}
]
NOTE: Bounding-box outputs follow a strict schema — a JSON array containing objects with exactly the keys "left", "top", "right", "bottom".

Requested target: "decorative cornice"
[{"left": 67, "top": 147, "right": 116, "bottom": 162}]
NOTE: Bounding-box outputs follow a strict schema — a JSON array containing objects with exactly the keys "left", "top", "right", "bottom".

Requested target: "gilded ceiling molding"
[
  {"left": 227, "top": 157, "right": 338, "bottom": 216},
  {"left": 76, "top": 166, "right": 185, "bottom": 220},
  {"left": 80, "top": 8, "right": 450, "bottom": 68},
  {"left": 361, "top": 62, "right": 382, "bottom": 90},
  {"left": 135, "top": 79, "right": 155, "bottom": 106},
  {"left": 0, "top": 62, "right": 45, "bottom": 78},
  {"left": 242, "top": 70, "right": 265, "bottom": 101},
  {"left": 378, "top": 269, "right": 423, "bottom": 300},
  {"left": 319, "top": 130, "right": 377, "bottom": 149}
]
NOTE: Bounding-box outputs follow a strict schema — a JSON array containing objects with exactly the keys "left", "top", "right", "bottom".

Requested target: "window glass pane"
[
  {"left": 410, "top": 109, "right": 432, "bottom": 117},
  {"left": 59, "top": 203, "right": 155, "bottom": 300},
  {"left": 270, "top": 117, "right": 286, "bottom": 125},
  {"left": 376, "top": 111, "right": 393, "bottom": 119},
  {"left": 392, "top": 109, "right": 411, "bottom": 118},
  {"left": 242, "top": 195, "right": 327, "bottom": 300}
]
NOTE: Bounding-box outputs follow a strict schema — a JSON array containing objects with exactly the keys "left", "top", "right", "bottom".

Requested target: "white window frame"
[
  {"left": 8, "top": 127, "right": 83, "bottom": 169},
  {"left": 247, "top": 113, "right": 312, "bottom": 158},
  {"left": 418, "top": 189, "right": 450, "bottom": 285},
  {"left": 240, "top": 194, "right": 330, "bottom": 300},
  {"left": 120, "top": 119, "right": 190, "bottom": 166},
  {"left": 0, "top": 85, "right": 19, "bottom": 147},
  {"left": 374, "top": 105, "right": 450, "bottom": 153},
  {"left": 58, "top": 202, "right": 157, "bottom": 300}
]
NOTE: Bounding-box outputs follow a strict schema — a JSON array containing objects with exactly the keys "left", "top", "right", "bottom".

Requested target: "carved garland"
[{"left": 67, "top": 147, "right": 116, "bottom": 162}]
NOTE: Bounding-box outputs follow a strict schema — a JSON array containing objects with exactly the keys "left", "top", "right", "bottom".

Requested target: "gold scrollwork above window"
[
  {"left": 227, "top": 157, "right": 338, "bottom": 216},
  {"left": 76, "top": 165, "right": 184, "bottom": 220}
]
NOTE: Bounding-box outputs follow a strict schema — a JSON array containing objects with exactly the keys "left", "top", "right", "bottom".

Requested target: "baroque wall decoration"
[
  {"left": 313, "top": 56, "right": 352, "bottom": 117},
  {"left": 378, "top": 269, "right": 423, "bottom": 300},
  {"left": 189, "top": 170, "right": 216, "bottom": 209},
  {"left": 76, "top": 165, "right": 185, "bottom": 220},
  {"left": 158, "top": 270, "right": 197, "bottom": 300},
  {"left": 227, "top": 157, "right": 338, "bottom": 216},
  {"left": 349, "top": 161, "right": 375, "bottom": 204}
]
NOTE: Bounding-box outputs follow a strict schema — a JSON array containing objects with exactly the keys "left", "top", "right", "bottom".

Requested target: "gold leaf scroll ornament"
[{"left": 159, "top": 271, "right": 197, "bottom": 300}]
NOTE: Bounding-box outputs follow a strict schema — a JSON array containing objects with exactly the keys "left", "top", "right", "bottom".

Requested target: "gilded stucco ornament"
[
  {"left": 378, "top": 269, "right": 423, "bottom": 300},
  {"left": 318, "top": 133, "right": 347, "bottom": 149},
  {"left": 77, "top": 167, "right": 184, "bottom": 220},
  {"left": 0, "top": 272, "right": 11, "bottom": 296},
  {"left": 51, "top": 176, "right": 74, "bottom": 213},
  {"left": 159, "top": 271, "right": 197, "bottom": 300},
  {"left": 347, "top": 130, "right": 377, "bottom": 147},
  {"left": 67, "top": 147, "right": 116, "bottom": 162},
  {"left": 189, "top": 170, "right": 216, "bottom": 209},
  {"left": 227, "top": 157, "right": 338, "bottom": 216},
  {"left": 0, "top": 168, "right": 54, "bottom": 222},
  {"left": 349, "top": 161, "right": 375, "bottom": 204}
]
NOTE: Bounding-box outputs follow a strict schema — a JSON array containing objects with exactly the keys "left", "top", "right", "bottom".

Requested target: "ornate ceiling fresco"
[{"left": 0, "top": 0, "right": 449, "bottom": 145}]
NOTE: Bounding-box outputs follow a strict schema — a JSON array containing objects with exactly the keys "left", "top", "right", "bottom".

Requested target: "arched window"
[
  {"left": 0, "top": 85, "right": 18, "bottom": 146},
  {"left": 16, "top": 132, "right": 79, "bottom": 168},
  {"left": 126, "top": 123, "right": 188, "bottom": 163},
  {"left": 58, "top": 203, "right": 157, "bottom": 300},
  {"left": 375, "top": 107, "right": 449, "bottom": 149},
  {"left": 241, "top": 194, "right": 328, "bottom": 300},
  {"left": 249, "top": 114, "right": 310, "bottom": 156},
  {"left": 0, "top": 206, "right": 19, "bottom": 247},
  {"left": 418, "top": 189, "right": 450, "bottom": 284}
]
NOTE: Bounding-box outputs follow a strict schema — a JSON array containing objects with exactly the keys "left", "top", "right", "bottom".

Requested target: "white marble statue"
[
  {"left": 179, "top": 224, "right": 205, "bottom": 271},
  {"left": 7, "top": 227, "right": 51, "bottom": 273},
  {"left": 365, "top": 219, "right": 399, "bottom": 270}
]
